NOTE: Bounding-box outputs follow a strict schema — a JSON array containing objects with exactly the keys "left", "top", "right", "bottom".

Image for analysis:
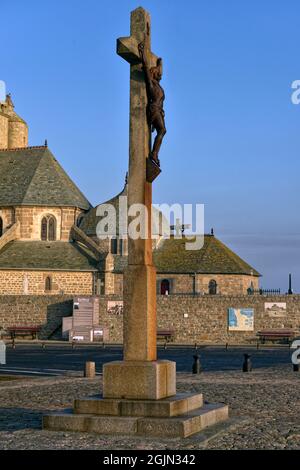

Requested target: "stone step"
[
  {"left": 43, "top": 403, "right": 228, "bottom": 438},
  {"left": 74, "top": 392, "right": 203, "bottom": 418},
  {"left": 139, "top": 404, "right": 229, "bottom": 438}
]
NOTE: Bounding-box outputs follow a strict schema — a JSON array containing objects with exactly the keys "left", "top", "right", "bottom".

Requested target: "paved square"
[{"left": 0, "top": 363, "right": 299, "bottom": 449}]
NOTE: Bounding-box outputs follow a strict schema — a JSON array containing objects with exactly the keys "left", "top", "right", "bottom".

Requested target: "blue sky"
[{"left": 2, "top": 0, "right": 300, "bottom": 292}]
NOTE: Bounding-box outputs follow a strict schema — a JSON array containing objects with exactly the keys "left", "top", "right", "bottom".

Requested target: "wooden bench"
[
  {"left": 157, "top": 329, "right": 175, "bottom": 343},
  {"left": 257, "top": 329, "right": 295, "bottom": 345},
  {"left": 7, "top": 325, "right": 42, "bottom": 340}
]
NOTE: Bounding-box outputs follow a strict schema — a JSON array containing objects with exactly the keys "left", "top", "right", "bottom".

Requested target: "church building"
[{"left": 0, "top": 94, "right": 260, "bottom": 296}]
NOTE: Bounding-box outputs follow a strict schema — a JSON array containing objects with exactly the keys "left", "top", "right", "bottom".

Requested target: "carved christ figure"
[{"left": 138, "top": 42, "right": 166, "bottom": 167}]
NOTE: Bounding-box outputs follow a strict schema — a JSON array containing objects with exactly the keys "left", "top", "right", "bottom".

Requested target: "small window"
[
  {"left": 0, "top": 217, "right": 3, "bottom": 237},
  {"left": 99, "top": 277, "right": 105, "bottom": 295},
  {"left": 209, "top": 279, "right": 217, "bottom": 295},
  {"left": 45, "top": 276, "right": 52, "bottom": 292},
  {"left": 41, "top": 215, "right": 56, "bottom": 241},
  {"left": 110, "top": 238, "right": 118, "bottom": 254},
  {"left": 160, "top": 279, "right": 170, "bottom": 295}
]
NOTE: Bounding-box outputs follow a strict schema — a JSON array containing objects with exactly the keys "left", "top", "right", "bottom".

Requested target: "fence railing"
[
  {"left": 158, "top": 289, "right": 283, "bottom": 296},
  {"left": 247, "top": 288, "right": 281, "bottom": 295}
]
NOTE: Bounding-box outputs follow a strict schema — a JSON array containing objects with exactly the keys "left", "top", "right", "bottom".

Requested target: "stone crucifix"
[
  {"left": 117, "top": 8, "right": 166, "bottom": 170},
  {"left": 103, "top": 7, "right": 175, "bottom": 400}
]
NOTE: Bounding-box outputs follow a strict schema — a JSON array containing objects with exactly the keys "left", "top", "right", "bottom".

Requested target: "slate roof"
[
  {"left": 79, "top": 183, "right": 127, "bottom": 236},
  {"left": 0, "top": 241, "right": 98, "bottom": 271},
  {"left": 0, "top": 146, "right": 91, "bottom": 209},
  {"left": 152, "top": 235, "right": 260, "bottom": 276},
  {"left": 107, "top": 235, "right": 261, "bottom": 276},
  {"left": 80, "top": 182, "right": 165, "bottom": 238}
]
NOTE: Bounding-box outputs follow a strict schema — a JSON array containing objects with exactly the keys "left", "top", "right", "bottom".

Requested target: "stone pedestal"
[
  {"left": 103, "top": 360, "right": 176, "bottom": 400},
  {"left": 43, "top": 392, "right": 229, "bottom": 438}
]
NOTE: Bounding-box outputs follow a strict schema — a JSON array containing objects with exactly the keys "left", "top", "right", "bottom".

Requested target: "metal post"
[
  {"left": 192, "top": 354, "right": 201, "bottom": 374},
  {"left": 242, "top": 353, "right": 252, "bottom": 372},
  {"left": 288, "top": 273, "right": 293, "bottom": 295}
]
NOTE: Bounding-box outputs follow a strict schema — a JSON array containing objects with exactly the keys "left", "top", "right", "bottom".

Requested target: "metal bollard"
[
  {"left": 194, "top": 343, "right": 198, "bottom": 350},
  {"left": 0, "top": 341, "right": 6, "bottom": 365},
  {"left": 243, "top": 353, "right": 252, "bottom": 372},
  {"left": 192, "top": 354, "right": 201, "bottom": 374}
]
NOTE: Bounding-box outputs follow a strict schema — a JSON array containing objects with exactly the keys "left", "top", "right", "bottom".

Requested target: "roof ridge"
[{"left": 0, "top": 145, "right": 47, "bottom": 153}]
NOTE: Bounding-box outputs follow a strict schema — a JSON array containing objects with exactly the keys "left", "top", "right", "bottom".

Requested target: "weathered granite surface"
[{"left": 0, "top": 366, "right": 300, "bottom": 449}]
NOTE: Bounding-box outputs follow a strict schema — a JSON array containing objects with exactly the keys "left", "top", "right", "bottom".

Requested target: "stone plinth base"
[
  {"left": 103, "top": 360, "right": 176, "bottom": 400},
  {"left": 43, "top": 392, "right": 229, "bottom": 438},
  {"left": 74, "top": 392, "right": 203, "bottom": 417}
]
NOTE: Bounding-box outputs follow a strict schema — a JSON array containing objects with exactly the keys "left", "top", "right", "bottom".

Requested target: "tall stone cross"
[
  {"left": 103, "top": 7, "right": 175, "bottom": 400},
  {"left": 117, "top": 7, "right": 159, "bottom": 362}
]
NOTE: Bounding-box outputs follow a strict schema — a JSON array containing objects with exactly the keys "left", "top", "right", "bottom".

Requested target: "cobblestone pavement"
[{"left": 0, "top": 365, "right": 300, "bottom": 450}]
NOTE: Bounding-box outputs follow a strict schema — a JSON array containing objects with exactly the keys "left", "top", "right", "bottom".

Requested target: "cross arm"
[
  {"left": 117, "top": 36, "right": 158, "bottom": 66},
  {"left": 117, "top": 36, "right": 141, "bottom": 65}
]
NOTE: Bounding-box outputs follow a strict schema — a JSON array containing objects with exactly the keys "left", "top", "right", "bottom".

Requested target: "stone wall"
[
  {"left": 104, "top": 272, "right": 260, "bottom": 296},
  {"left": 8, "top": 120, "right": 28, "bottom": 149},
  {"left": 0, "top": 113, "right": 8, "bottom": 150},
  {"left": 13, "top": 206, "right": 81, "bottom": 241},
  {"left": 195, "top": 274, "right": 259, "bottom": 295},
  {"left": 0, "top": 271, "right": 94, "bottom": 295},
  {"left": 1, "top": 293, "right": 299, "bottom": 344},
  {"left": 0, "top": 295, "right": 73, "bottom": 339},
  {"left": 0, "top": 207, "right": 15, "bottom": 232},
  {"left": 99, "top": 294, "right": 300, "bottom": 344}
]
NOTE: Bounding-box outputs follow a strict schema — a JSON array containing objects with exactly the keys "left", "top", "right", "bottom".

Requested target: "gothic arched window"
[
  {"left": 48, "top": 217, "right": 55, "bottom": 241},
  {"left": 0, "top": 217, "right": 3, "bottom": 237},
  {"left": 208, "top": 279, "right": 217, "bottom": 295},
  {"left": 41, "top": 215, "right": 56, "bottom": 241},
  {"left": 45, "top": 276, "right": 52, "bottom": 292}
]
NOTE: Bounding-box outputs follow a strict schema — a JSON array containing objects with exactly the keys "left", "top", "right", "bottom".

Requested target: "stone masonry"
[
  {"left": 0, "top": 94, "right": 28, "bottom": 149},
  {"left": 0, "top": 295, "right": 73, "bottom": 339},
  {"left": 0, "top": 293, "right": 299, "bottom": 344},
  {"left": 98, "top": 294, "right": 300, "bottom": 344},
  {"left": 0, "top": 271, "right": 94, "bottom": 295}
]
